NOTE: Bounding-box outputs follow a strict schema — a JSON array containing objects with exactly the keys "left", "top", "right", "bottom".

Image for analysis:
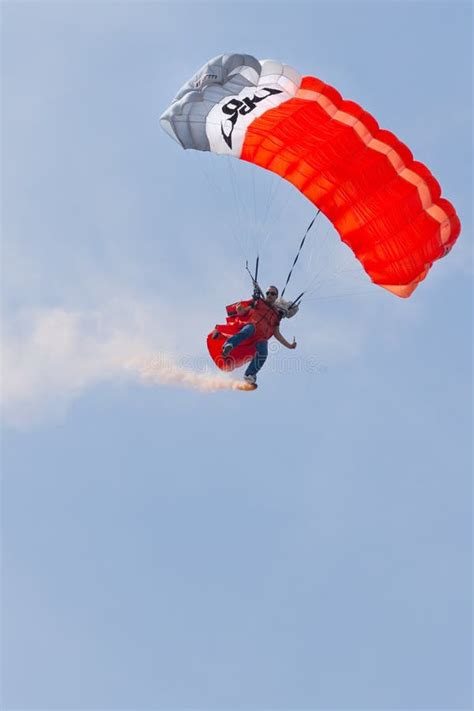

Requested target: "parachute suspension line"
[
  {"left": 252, "top": 168, "right": 258, "bottom": 247},
  {"left": 226, "top": 156, "right": 251, "bottom": 260},
  {"left": 245, "top": 257, "right": 264, "bottom": 300},
  {"left": 288, "top": 290, "right": 305, "bottom": 309},
  {"left": 304, "top": 288, "right": 373, "bottom": 302},
  {"left": 254, "top": 254, "right": 260, "bottom": 285},
  {"left": 260, "top": 173, "right": 278, "bottom": 241},
  {"left": 300, "top": 225, "right": 363, "bottom": 301},
  {"left": 295, "top": 225, "right": 334, "bottom": 299},
  {"left": 195, "top": 154, "right": 248, "bottom": 264},
  {"left": 280, "top": 211, "right": 321, "bottom": 299},
  {"left": 260, "top": 181, "right": 292, "bottom": 255},
  {"left": 227, "top": 157, "right": 258, "bottom": 259}
]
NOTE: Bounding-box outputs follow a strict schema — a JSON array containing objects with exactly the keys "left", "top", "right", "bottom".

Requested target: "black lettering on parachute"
[{"left": 221, "top": 87, "right": 283, "bottom": 149}]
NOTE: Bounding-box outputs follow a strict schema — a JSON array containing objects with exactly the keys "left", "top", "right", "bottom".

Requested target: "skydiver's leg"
[
  {"left": 222, "top": 324, "right": 255, "bottom": 355},
  {"left": 244, "top": 340, "right": 268, "bottom": 380}
]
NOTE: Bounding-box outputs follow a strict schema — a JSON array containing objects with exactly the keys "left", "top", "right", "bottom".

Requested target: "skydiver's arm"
[{"left": 274, "top": 325, "right": 297, "bottom": 349}]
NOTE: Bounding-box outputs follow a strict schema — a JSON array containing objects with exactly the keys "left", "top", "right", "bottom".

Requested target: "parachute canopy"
[{"left": 161, "top": 53, "right": 460, "bottom": 297}]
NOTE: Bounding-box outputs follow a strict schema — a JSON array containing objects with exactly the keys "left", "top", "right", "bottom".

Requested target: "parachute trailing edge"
[{"left": 161, "top": 53, "right": 461, "bottom": 296}]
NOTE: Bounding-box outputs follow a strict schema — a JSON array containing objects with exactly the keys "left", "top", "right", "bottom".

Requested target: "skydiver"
[{"left": 218, "top": 286, "right": 297, "bottom": 385}]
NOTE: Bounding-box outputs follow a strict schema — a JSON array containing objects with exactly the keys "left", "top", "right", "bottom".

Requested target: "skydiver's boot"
[
  {"left": 222, "top": 342, "right": 234, "bottom": 357},
  {"left": 244, "top": 374, "right": 256, "bottom": 385}
]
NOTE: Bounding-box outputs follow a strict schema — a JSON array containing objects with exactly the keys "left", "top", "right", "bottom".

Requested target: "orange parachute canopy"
[{"left": 161, "top": 55, "right": 461, "bottom": 296}]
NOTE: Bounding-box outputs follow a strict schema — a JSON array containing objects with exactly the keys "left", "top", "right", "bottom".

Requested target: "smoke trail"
[
  {"left": 128, "top": 355, "right": 256, "bottom": 392},
  {"left": 2, "top": 305, "right": 259, "bottom": 428}
]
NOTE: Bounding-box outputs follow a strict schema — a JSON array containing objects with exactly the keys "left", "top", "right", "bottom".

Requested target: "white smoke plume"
[
  {"left": 1, "top": 301, "right": 250, "bottom": 429},
  {"left": 128, "top": 355, "right": 253, "bottom": 392}
]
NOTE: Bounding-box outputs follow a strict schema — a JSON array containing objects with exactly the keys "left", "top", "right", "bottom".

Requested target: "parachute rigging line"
[
  {"left": 280, "top": 211, "right": 320, "bottom": 299},
  {"left": 289, "top": 290, "right": 305, "bottom": 310},
  {"left": 245, "top": 259, "right": 264, "bottom": 300},
  {"left": 194, "top": 154, "right": 248, "bottom": 264}
]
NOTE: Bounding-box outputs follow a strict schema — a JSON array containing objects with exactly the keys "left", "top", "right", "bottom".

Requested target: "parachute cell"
[{"left": 161, "top": 54, "right": 460, "bottom": 296}]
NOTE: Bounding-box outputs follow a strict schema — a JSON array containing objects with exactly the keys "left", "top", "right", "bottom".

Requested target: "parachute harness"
[{"left": 244, "top": 257, "right": 279, "bottom": 331}]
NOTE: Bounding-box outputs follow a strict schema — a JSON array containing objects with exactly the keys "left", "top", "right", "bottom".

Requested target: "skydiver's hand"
[{"left": 289, "top": 338, "right": 297, "bottom": 349}]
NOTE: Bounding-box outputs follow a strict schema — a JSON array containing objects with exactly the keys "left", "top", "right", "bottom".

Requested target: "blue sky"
[{"left": 1, "top": 1, "right": 472, "bottom": 709}]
